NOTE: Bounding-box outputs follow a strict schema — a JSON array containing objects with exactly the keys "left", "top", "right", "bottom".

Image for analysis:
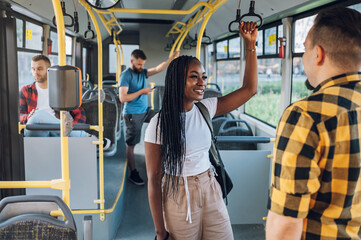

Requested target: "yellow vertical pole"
[
  {"left": 119, "top": 41, "right": 124, "bottom": 73},
  {"left": 196, "top": 0, "right": 214, "bottom": 60},
  {"left": 51, "top": 0, "right": 70, "bottom": 207},
  {"left": 113, "top": 34, "right": 121, "bottom": 84},
  {"left": 79, "top": 0, "right": 105, "bottom": 220},
  {"left": 149, "top": 82, "right": 155, "bottom": 110}
]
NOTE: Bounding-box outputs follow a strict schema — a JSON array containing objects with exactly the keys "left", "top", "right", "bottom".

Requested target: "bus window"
[
  {"left": 50, "top": 31, "right": 58, "bottom": 53},
  {"left": 65, "top": 35, "right": 72, "bottom": 56},
  {"left": 109, "top": 44, "right": 139, "bottom": 73},
  {"left": 291, "top": 14, "right": 316, "bottom": 103},
  {"left": 215, "top": 37, "right": 241, "bottom": 95},
  {"left": 17, "top": 51, "right": 37, "bottom": 88},
  {"left": 256, "top": 29, "right": 263, "bottom": 55},
  {"left": 17, "top": 19, "right": 43, "bottom": 88},
  {"left": 349, "top": 3, "right": 361, "bottom": 12},
  {"left": 229, "top": 37, "right": 240, "bottom": 58},
  {"left": 291, "top": 57, "right": 310, "bottom": 103},
  {"left": 206, "top": 43, "right": 214, "bottom": 81},
  {"left": 265, "top": 27, "right": 277, "bottom": 55},
  {"left": 16, "top": 19, "right": 23, "bottom": 48},
  {"left": 293, "top": 15, "right": 316, "bottom": 53},
  {"left": 245, "top": 23, "right": 282, "bottom": 127},
  {"left": 245, "top": 58, "right": 282, "bottom": 126},
  {"left": 217, "top": 60, "right": 240, "bottom": 95},
  {"left": 82, "top": 47, "right": 87, "bottom": 79},
  {"left": 49, "top": 31, "right": 72, "bottom": 65},
  {"left": 109, "top": 44, "right": 117, "bottom": 73},
  {"left": 25, "top": 21, "right": 42, "bottom": 51},
  {"left": 216, "top": 40, "right": 227, "bottom": 59}
]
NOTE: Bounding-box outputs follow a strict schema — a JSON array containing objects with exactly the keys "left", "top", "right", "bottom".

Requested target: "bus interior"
[{"left": 1, "top": 0, "right": 361, "bottom": 239}]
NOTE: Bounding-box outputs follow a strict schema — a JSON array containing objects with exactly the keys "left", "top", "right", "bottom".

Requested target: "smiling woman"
[{"left": 144, "top": 21, "right": 258, "bottom": 240}]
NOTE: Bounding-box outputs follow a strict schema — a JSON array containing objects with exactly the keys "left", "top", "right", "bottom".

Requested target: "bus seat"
[
  {"left": 212, "top": 117, "right": 234, "bottom": 136},
  {"left": 217, "top": 119, "right": 257, "bottom": 150},
  {"left": 82, "top": 90, "right": 118, "bottom": 156},
  {"left": 82, "top": 80, "right": 94, "bottom": 94},
  {"left": 204, "top": 88, "right": 222, "bottom": 99},
  {"left": 0, "top": 195, "right": 77, "bottom": 240},
  {"left": 204, "top": 83, "right": 222, "bottom": 99},
  {"left": 96, "top": 86, "right": 123, "bottom": 140}
]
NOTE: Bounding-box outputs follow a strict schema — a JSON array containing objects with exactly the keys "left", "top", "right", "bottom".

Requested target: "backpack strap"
[
  {"left": 195, "top": 102, "right": 229, "bottom": 203},
  {"left": 195, "top": 102, "right": 216, "bottom": 142}
]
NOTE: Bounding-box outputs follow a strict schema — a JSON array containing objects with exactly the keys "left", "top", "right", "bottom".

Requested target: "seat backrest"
[
  {"left": 0, "top": 195, "right": 77, "bottom": 240},
  {"left": 218, "top": 119, "right": 257, "bottom": 150},
  {"left": 82, "top": 90, "right": 118, "bottom": 152},
  {"left": 204, "top": 88, "right": 222, "bottom": 99},
  {"left": 212, "top": 117, "right": 229, "bottom": 136},
  {"left": 101, "top": 86, "right": 123, "bottom": 138}
]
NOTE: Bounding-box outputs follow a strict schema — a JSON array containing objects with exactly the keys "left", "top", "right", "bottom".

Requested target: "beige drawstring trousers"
[{"left": 163, "top": 169, "right": 234, "bottom": 240}]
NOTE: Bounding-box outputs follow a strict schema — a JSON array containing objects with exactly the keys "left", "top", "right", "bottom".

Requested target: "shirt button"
[{"left": 195, "top": 177, "right": 199, "bottom": 182}]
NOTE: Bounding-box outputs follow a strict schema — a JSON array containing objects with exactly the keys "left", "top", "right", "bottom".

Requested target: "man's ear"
[{"left": 315, "top": 45, "right": 326, "bottom": 66}]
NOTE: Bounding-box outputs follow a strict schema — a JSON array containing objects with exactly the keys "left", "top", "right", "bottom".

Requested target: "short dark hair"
[
  {"left": 131, "top": 49, "right": 147, "bottom": 60},
  {"left": 309, "top": 7, "right": 361, "bottom": 68},
  {"left": 31, "top": 54, "right": 51, "bottom": 66}
]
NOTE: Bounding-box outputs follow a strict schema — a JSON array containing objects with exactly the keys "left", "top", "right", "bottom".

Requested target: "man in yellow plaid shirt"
[{"left": 266, "top": 6, "right": 361, "bottom": 240}]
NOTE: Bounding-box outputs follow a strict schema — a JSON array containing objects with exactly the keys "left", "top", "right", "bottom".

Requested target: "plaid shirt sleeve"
[
  {"left": 19, "top": 84, "right": 37, "bottom": 124},
  {"left": 268, "top": 105, "right": 321, "bottom": 218},
  {"left": 70, "top": 107, "right": 86, "bottom": 124},
  {"left": 19, "top": 88, "right": 29, "bottom": 124}
]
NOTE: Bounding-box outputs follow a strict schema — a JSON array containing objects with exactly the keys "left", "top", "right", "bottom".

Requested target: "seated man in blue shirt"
[{"left": 119, "top": 49, "right": 179, "bottom": 185}]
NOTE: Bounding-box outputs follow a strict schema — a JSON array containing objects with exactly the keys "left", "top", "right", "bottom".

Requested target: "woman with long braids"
[{"left": 144, "top": 22, "right": 258, "bottom": 240}]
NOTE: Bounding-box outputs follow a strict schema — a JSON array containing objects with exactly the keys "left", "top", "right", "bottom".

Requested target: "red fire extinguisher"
[
  {"left": 48, "top": 39, "right": 53, "bottom": 55},
  {"left": 278, "top": 37, "right": 286, "bottom": 58}
]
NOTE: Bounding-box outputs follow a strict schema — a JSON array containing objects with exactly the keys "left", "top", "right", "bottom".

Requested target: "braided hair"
[{"left": 157, "top": 55, "right": 200, "bottom": 197}]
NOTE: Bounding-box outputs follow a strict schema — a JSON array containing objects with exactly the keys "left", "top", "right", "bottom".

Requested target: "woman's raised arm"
[{"left": 215, "top": 21, "right": 258, "bottom": 117}]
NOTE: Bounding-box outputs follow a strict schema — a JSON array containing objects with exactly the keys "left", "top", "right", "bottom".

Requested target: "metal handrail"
[{"left": 5, "top": 0, "right": 232, "bottom": 221}]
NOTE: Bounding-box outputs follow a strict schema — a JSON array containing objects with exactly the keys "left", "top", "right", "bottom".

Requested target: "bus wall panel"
[
  {"left": 24, "top": 137, "right": 98, "bottom": 210},
  {"left": 220, "top": 150, "right": 271, "bottom": 224}
]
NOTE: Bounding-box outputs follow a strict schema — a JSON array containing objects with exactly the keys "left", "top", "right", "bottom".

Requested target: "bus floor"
[{"left": 114, "top": 138, "right": 265, "bottom": 240}]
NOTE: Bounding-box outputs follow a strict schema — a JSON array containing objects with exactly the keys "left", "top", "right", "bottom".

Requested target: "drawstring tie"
[{"left": 183, "top": 175, "right": 192, "bottom": 223}]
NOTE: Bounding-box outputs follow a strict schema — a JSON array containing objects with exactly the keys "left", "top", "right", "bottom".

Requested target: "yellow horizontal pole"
[
  {"left": 106, "top": 17, "right": 117, "bottom": 25},
  {"left": 0, "top": 181, "right": 52, "bottom": 188},
  {"left": 0, "top": 179, "right": 70, "bottom": 190},
  {"left": 51, "top": 159, "right": 128, "bottom": 217},
  {"left": 97, "top": 12, "right": 112, "bottom": 35},
  {"left": 107, "top": 2, "right": 211, "bottom": 15}
]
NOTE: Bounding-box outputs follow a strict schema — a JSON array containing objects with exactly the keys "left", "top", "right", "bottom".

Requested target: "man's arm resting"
[
  {"left": 266, "top": 211, "right": 303, "bottom": 240},
  {"left": 119, "top": 86, "right": 151, "bottom": 103},
  {"left": 147, "top": 51, "right": 179, "bottom": 77}
]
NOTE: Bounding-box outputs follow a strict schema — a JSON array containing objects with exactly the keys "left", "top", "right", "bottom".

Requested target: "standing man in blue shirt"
[{"left": 119, "top": 49, "right": 179, "bottom": 185}]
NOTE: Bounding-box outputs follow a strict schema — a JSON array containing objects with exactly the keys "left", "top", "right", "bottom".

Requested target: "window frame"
[
  {"left": 255, "top": 20, "right": 282, "bottom": 59},
  {"left": 14, "top": 14, "right": 44, "bottom": 54},
  {"left": 214, "top": 34, "right": 241, "bottom": 61},
  {"left": 243, "top": 21, "right": 283, "bottom": 127}
]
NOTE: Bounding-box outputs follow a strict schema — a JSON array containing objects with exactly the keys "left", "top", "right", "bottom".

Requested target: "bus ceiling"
[{"left": 5, "top": 0, "right": 340, "bottom": 41}]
